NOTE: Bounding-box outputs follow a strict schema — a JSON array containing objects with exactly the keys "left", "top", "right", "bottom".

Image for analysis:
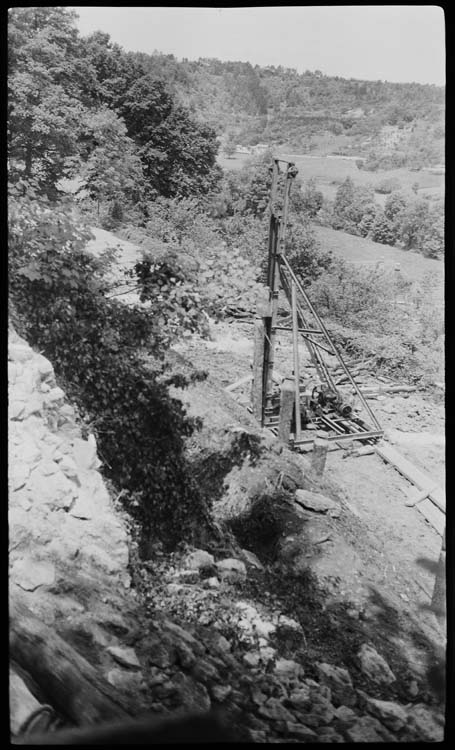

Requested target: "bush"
[{"left": 375, "top": 177, "right": 401, "bottom": 194}]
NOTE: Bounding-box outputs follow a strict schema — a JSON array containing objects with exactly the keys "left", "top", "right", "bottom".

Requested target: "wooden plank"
[
  {"left": 416, "top": 497, "right": 445, "bottom": 536},
  {"left": 376, "top": 443, "right": 445, "bottom": 513}
]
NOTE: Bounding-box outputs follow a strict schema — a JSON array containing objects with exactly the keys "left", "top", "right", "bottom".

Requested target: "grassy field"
[
  {"left": 312, "top": 223, "right": 444, "bottom": 298},
  {"left": 218, "top": 152, "right": 445, "bottom": 203}
]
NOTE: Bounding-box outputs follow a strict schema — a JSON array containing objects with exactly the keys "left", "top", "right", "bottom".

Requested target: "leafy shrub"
[
  {"left": 9, "top": 193, "right": 214, "bottom": 550},
  {"left": 375, "top": 177, "right": 401, "bottom": 194}
]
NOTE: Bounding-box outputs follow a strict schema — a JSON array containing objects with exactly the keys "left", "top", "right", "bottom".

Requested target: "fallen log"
[{"left": 9, "top": 587, "right": 133, "bottom": 727}]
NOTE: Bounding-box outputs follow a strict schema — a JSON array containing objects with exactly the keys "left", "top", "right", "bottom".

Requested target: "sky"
[{"left": 72, "top": 6, "right": 445, "bottom": 86}]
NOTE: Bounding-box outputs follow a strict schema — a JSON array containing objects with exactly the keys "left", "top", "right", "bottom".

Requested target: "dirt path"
[{"left": 174, "top": 319, "right": 445, "bottom": 638}]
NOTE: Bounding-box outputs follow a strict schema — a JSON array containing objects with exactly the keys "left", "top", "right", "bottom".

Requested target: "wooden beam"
[
  {"left": 376, "top": 443, "right": 445, "bottom": 511},
  {"left": 376, "top": 443, "right": 445, "bottom": 535},
  {"left": 9, "top": 588, "right": 133, "bottom": 726},
  {"left": 311, "top": 437, "right": 329, "bottom": 476}
]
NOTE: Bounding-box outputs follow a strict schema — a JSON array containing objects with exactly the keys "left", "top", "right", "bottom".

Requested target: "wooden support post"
[
  {"left": 251, "top": 288, "right": 272, "bottom": 424},
  {"left": 278, "top": 378, "right": 295, "bottom": 443},
  {"left": 311, "top": 437, "right": 329, "bottom": 476},
  {"left": 291, "top": 280, "right": 302, "bottom": 442},
  {"left": 251, "top": 319, "right": 265, "bottom": 422}
]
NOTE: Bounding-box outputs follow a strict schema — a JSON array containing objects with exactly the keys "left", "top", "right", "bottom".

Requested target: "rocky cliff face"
[{"left": 8, "top": 327, "right": 445, "bottom": 742}]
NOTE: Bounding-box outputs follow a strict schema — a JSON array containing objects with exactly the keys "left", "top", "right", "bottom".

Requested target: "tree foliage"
[{"left": 8, "top": 7, "right": 87, "bottom": 196}]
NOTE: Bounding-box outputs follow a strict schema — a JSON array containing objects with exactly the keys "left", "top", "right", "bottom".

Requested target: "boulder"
[
  {"left": 9, "top": 344, "right": 33, "bottom": 363},
  {"left": 107, "top": 668, "right": 145, "bottom": 692},
  {"left": 243, "top": 652, "right": 261, "bottom": 668},
  {"left": 46, "top": 387, "right": 66, "bottom": 404},
  {"left": 293, "top": 697, "right": 335, "bottom": 727},
  {"left": 106, "top": 646, "right": 141, "bottom": 670},
  {"left": 295, "top": 489, "right": 339, "bottom": 514},
  {"left": 333, "top": 705, "right": 357, "bottom": 727},
  {"left": 285, "top": 722, "right": 317, "bottom": 741},
  {"left": 73, "top": 437, "right": 101, "bottom": 471},
  {"left": 10, "top": 401, "right": 26, "bottom": 421},
  {"left": 12, "top": 558, "right": 56, "bottom": 591},
  {"left": 26, "top": 468, "right": 77, "bottom": 510},
  {"left": 358, "top": 690, "right": 407, "bottom": 731},
  {"left": 277, "top": 615, "right": 302, "bottom": 632},
  {"left": 240, "top": 549, "right": 264, "bottom": 570},
  {"left": 10, "top": 463, "right": 31, "bottom": 491},
  {"left": 258, "top": 698, "right": 296, "bottom": 723},
  {"left": 184, "top": 549, "right": 215, "bottom": 571},
  {"left": 171, "top": 672, "right": 211, "bottom": 713},
  {"left": 316, "top": 662, "right": 356, "bottom": 707},
  {"left": 216, "top": 558, "right": 247, "bottom": 581},
  {"left": 406, "top": 703, "right": 444, "bottom": 742},
  {"left": 346, "top": 715, "right": 394, "bottom": 742},
  {"left": 210, "top": 684, "right": 232, "bottom": 702},
  {"left": 274, "top": 658, "right": 302, "bottom": 681},
  {"left": 288, "top": 685, "right": 311, "bottom": 709},
  {"left": 357, "top": 644, "right": 396, "bottom": 685},
  {"left": 34, "top": 354, "right": 54, "bottom": 381}
]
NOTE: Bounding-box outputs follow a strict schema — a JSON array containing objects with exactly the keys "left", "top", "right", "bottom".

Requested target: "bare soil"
[{"left": 172, "top": 319, "right": 445, "bottom": 643}]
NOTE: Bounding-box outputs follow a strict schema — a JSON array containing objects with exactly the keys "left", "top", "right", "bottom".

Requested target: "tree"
[
  {"left": 397, "top": 198, "right": 431, "bottom": 250},
  {"left": 299, "top": 178, "right": 324, "bottom": 217},
  {"left": 113, "top": 74, "right": 221, "bottom": 198},
  {"left": 384, "top": 191, "right": 408, "bottom": 222},
  {"left": 370, "top": 210, "right": 398, "bottom": 245},
  {"left": 8, "top": 7, "right": 88, "bottom": 196},
  {"left": 77, "top": 108, "right": 145, "bottom": 216}
]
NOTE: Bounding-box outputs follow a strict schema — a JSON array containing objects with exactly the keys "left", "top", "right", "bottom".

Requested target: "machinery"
[{"left": 251, "top": 158, "right": 383, "bottom": 450}]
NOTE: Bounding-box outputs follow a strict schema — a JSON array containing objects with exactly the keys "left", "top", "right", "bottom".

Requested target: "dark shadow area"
[{"left": 416, "top": 556, "right": 439, "bottom": 577}]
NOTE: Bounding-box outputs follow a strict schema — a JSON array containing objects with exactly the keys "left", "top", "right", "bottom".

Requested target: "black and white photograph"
[{"left": 8, "top": 5, "right": 446, "bottom": 743}]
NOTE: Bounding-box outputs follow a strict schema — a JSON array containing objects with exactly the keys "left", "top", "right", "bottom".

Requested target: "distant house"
[{"left": 235, "top": 145, "right": 251, "bottom": 154}]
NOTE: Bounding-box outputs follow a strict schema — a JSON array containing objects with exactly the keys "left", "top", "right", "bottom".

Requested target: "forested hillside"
[
  {"left": 133, "top": 53, "right": 445, "bottom": 169},
  {"left": 8, "top": 8, "right": 221, "bottom": 203}
]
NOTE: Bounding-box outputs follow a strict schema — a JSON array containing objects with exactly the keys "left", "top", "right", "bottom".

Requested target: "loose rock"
[
  {"left": 216, "top": 558, "right": 247, "bottom": 581},
  {"left": 357, "top": 643, "right": 396, "bottom": 685},
  {"left": 406, "top": 703, "right": 444, "bottom": 742},
  {"left": 106, "top": 645, "right": 141, "bottom": 670},
  {"left": 12, "top": 558, "right": 55, "bottom": 591},
  {"left": 184, "top": 549, "right": 215, "bottom": 571},
  {"left": 358, "top": 690, "right": 407, "bottom": 731},
  {"left": 316, "top": 662, "right": 356, "bottom": 707},
  {"left": 295, "top": 489, "right": 339, "bottom": 514}
]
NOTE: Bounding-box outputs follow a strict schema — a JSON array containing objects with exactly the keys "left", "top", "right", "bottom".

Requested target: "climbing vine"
[{"left": 9, "top": 192, "right": 214, "bottom": 549}]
